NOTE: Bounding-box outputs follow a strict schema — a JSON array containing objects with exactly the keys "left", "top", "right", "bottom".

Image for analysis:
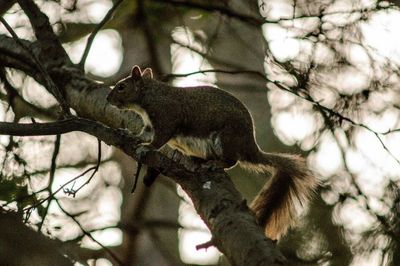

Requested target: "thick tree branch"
[
  {"left": 0, "top": 18, "right": 71, "bottom": 115},
  {"left": 0, "top": 35, "right": 37, "bottom": 70},
  {"left": 16, "top": 0, "right": 70, "bottom": 66},
  {"left": 0, "top": 1, "right": 16, "bottom": 16},
  {"left": 0, "top": 117, "right": 287, "bottom": 265}
]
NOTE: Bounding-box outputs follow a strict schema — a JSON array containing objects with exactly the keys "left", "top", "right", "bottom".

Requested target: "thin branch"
[
  {"left": 16, "top": 0, "right": 69, "bottom": 63},
  {"left": 79, "top": 0, "right": 124, "bottom": 67},
  {"left": 0, "top": 18, "right": 71, "bottom": 116},
  {"left": 162, "top": 68, "right": 265, "bottom": 81},
  {"left": 56, "top": 199, "right": 124, "bottom": 265},
  {"left": 25, "top": 157, "right": 113, "bottom": 177},
  {"left": 270, "top": 80, "right": 400, "bottom": 165},
  {"left": 170, "top": 39, "right": 267, "bottom": 80},
  {"left": 63, "top": 139, "right": 102, "bottom": 196},
  {"left": 382, "top": 128, "right": 400, "bottom": 135},
  {"left": 0, "top": 118, "right": 83, "bottom": 136},
  {"left": 38, "top": 134, "right": 61, "bottom": 231},
  {"left": 332, "top": 133, "right": 400, "bottom": 243},
  {"left": 150, "top": 0, "right": 264, "bottom": 26},
  {"left": 24, "top": 164, "right": 98, "bottom": 213}
]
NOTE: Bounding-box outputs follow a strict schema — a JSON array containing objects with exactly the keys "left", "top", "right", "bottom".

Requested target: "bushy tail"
[{"left": 243, "top": 152, "right": 317, "bottom": 240}]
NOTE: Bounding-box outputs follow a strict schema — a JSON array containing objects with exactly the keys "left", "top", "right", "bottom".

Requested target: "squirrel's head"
[{"left": 106, "top": 65, "right": 153, "bottom": 109}]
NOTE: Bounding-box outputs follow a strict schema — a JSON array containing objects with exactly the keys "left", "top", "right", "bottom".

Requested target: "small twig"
[
  {"left": 131, "top": 162, "right": 142, "bottom": 193},
  {"left": 0, "top": 17, "right": 71, "bottom": 116},
  {"left": 332, "top": 133, "right": 399, "bottom": 241},
  {"left": 162, "top": 68, "right": 265, "bottom": 82},
  {"left": 382, "top": 128, "right": 400, "bottom": 135},
  {"left": 38, "top": 134, "right": 61, "bottom": 231},
  {"left": 150, "top": 0, "right": 264, "bottom": 26},
  {"left": 65, "top": 139, "right": 102, "bottom": 195},
  {"left": 56, "top": 200, "right": 124, "bottom": 265},
  {"left": 271, "top": 80, "right": 400, "bottom": 166},
  {"left": 62, "top": 167, "right": 98, "bottom": 197},
  {"left": 23, "top": 164, "right": 97, "bottom": 212},
  {"left": 79, "top": 0, "right": 124, "bottom": 67},
  {"left": 171, "top": 38, "right": 253, "bottom": 71}
]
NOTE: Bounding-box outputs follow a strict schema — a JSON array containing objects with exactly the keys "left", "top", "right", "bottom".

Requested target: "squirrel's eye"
[{"left": 116, "top": 84, "right": 125, "bottom": 92}]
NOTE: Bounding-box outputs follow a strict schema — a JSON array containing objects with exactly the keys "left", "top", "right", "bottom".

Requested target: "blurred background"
[{"left": 1, "top": 0, "right": 400, "bottom": 265}]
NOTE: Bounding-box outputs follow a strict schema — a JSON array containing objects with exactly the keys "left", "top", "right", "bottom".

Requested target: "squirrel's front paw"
[{"left": 136, "top": 144, "right": 154, "bottom": 160}]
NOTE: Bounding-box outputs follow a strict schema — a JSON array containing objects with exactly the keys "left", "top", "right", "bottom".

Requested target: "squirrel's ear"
[
  {"left": 141, "top": 68, "right": 153, "bottom": 79},
  {"left": 131, "top": 65, "right": 142, "bottom": 80}
]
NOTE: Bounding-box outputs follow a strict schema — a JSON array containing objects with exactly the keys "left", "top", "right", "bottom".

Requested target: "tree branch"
[
  {"left": 164, "top": 68, "right": 400, "bottom": 165},
  {"left": 37, "top": 134, "right": 61, "bottom": 232},
  {"left": 16, "top": 0, "right": 70, "bottom": 66},
  {"left": 0, "top": 35, "right": 37, "bottom": 71},
  {"left": 56, "top": 200, "right": 124, "bottom": 265},
  {"left": 0, "top": 18, "right": 71, "bottom": 115},
  {"left": 79, "top": 0, "right": 124, "bottom": 68},
  {"left": 150, "top": 0, "right": 264, "bottom": 26},
  {"left": 0, "top": 0, "right": 16, "bottom": 16},
  {"left": 0, "top": 118, "right": 287, "bottom": 265},
  {"left": 0, "top": 118, "right": 90, "bottom": 136}
]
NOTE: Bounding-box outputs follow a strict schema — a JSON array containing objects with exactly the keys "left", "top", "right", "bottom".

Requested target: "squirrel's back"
[{"left": 142, "top": 79, "right": 255, "bottom": 138}]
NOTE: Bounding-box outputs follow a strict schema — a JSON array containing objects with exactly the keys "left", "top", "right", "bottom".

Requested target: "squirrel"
[{"left": 106, "top": 65, "right": 317, "bottom": 240}]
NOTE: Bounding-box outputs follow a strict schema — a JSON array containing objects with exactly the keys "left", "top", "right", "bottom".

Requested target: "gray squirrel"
[{"left": 107, "top": 65, "right": 317, "bottom": 240}]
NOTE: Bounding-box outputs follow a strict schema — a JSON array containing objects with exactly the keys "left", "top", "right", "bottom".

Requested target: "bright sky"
[{"left": 261, "top": 1, "right": 400, "bottom": 265}]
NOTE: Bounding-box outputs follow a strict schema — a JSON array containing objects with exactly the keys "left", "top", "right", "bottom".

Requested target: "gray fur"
[{"left": 106, "top": 65, "right": 317, "bottom": 240}]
